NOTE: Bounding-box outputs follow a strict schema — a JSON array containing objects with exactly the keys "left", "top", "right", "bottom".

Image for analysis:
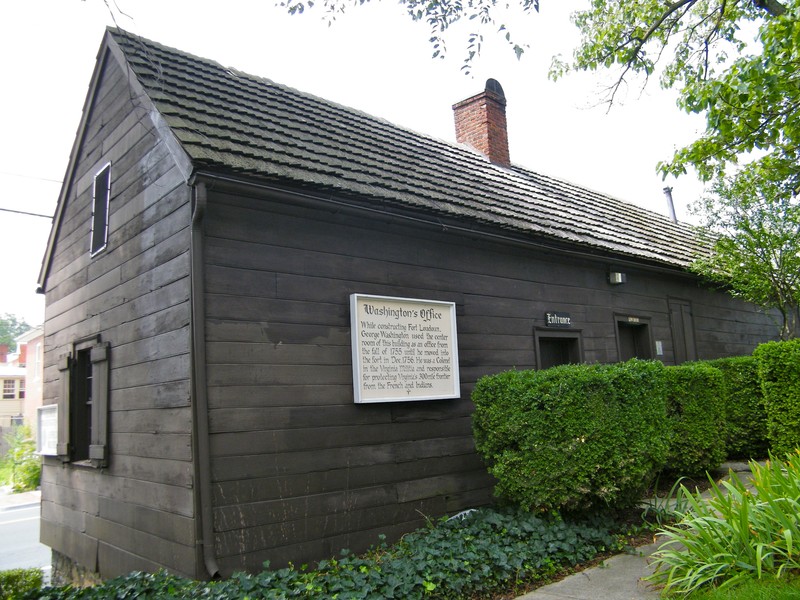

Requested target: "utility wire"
[
  {"left": 0, "top": 207, "right": 53, "bottom": 219},
  {"left": 0, "top": 170, "right": 62, "bottom": 184}
]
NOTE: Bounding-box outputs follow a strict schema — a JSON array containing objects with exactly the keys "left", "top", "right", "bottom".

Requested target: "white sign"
[
  {"left": 350, "top": 294, "right": 460, "bottom": 403},
  {"left": 37, "top": 405, "right": 58, "bottom": 456}
]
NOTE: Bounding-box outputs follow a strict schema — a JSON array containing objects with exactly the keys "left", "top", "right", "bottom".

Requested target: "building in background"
[
  {"left": 16, "top": 326, "right": 45, "bottom": 441},
  {"left": 0, "top": 352, "right": 25, "bottom": 429}
]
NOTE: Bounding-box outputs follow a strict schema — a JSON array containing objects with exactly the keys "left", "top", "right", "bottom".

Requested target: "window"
[
  {"left": 18, "top": 378, "right": 25, "bottom": 399},
  {"left": 90, "top": 163, "right": 111, "bottom": 256},
  {"left": 57, "top": 338, "right": 110, "bottom": 467},
  {"left": 2, "top": 380, "right": 14, "bottom": 399},
  {"left": 534, "top": 329, "right": 583, "bottom": 370}
]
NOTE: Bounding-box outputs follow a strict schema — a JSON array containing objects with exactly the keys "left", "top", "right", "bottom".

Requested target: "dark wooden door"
[{"left": 669, "top": 299, "right": 698, "bottom": 364}]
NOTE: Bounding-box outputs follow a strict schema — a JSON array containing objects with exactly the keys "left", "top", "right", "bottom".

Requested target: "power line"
[
  {"left": 0, "top": 207, "right": 53, "bottom": 219},
  {"left": 0, "top": 170, "right": 62, "bottom": 184}
]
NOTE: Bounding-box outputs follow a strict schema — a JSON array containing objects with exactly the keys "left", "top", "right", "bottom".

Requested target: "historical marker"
[{"left": 350, "top": 294, "right": 460, "bottom": 403}]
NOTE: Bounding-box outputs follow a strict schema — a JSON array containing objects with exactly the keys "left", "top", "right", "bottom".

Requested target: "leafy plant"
[
  {"left": 27, "top": 507, "right": 633, "bottom": 599},
  {"left": 1, "top": 425, "right": 41, "bottom": 492},
  {"left": 0, "top": 568, "right": 43, "bottom": 600},
  {"left": 647, "top": 452, "right": 800, "bottom": 595},
  {"left": 641, "top": 476, "right": 691, "bottom": 530}
]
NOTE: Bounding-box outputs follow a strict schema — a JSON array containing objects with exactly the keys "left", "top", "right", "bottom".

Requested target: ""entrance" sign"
[{"left": 545, "top": 312, "right": 572, "bottom": 328}]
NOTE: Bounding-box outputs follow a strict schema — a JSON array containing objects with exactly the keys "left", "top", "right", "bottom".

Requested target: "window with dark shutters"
[{"left": 58, "top": 338, "right": 110, "bottom": 467}]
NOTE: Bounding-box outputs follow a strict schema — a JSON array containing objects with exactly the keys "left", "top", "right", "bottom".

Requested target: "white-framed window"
[
  {"left": 90, "top": 162, "right": 111, "bottom": 256},
  {"left": 2, "top": 379, "right": 14, "bottom": 399}
]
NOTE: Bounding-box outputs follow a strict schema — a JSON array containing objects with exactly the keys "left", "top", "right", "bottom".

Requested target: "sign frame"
[
  {"left": 37, "top": 404, "right": 58, "bottom": 456},
  {"left": 350, "top": 294, "right": 460, "bottom": 404}
]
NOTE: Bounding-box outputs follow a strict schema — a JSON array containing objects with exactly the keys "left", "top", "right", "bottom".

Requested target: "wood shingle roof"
[{"left": 109, "top": 28, "right": 705, "bottom": 269}]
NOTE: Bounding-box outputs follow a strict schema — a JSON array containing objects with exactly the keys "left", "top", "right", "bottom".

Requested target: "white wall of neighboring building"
[{"left": 15, "top": 326, "right": 44, "bottom": 439}]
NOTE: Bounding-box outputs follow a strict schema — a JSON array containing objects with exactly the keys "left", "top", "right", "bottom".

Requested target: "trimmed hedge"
[
  {"left": 706, "top": 356, "right": 768, "bottom": 459},
  {"left": 754, "top": 339, "right": 800, "bottom": 456},
  {"left": 663, "top": 363, "right": 727, "bottom": 476},
  {"left": 472, "top": 360, "right": 670, "bottom": 513}
]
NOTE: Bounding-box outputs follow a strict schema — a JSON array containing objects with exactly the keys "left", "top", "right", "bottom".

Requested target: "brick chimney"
[{"left": 452, "top": 79, "right": 510, "bottom": 167}]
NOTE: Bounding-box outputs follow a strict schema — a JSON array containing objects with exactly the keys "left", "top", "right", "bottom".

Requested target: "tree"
[
  {"left": 691, "top": 160, "right": 800, "bottom": 340},
  {"left": 555, "top": 1, "right": 800, "bottom": 189},
  {"left": 281, "top": 0, "right": 538, "bottom": 68},
  {"left": 0, "top": 314, "right": 30, "bottom": 352}
]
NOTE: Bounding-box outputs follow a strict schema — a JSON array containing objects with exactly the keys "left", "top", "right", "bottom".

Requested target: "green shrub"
[
  {"left": 27, "top": 507, "right": 630, "bottom": 599},
  {"left": 0, "top": 568, "right": 43, "bottom": 600},
  {"left": 1, "top": 425, "right": 41, "bottom": 492},
  {"left": 706, "top": 356, "right": 768, "bottom": 460},
  {"left": 472, "top": 360, "right": 670, "bottom": 513},
  {"left": 664, "top": 363, "right": 727, "bottom": 476},
  {"left": 753, "top": 339, "right": 800, "bottom": 457},
  {"left": 648, "top": 451, "right": 800, "bottom": 595}
]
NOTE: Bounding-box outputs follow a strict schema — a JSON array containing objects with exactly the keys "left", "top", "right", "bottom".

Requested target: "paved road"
[{"left": 0, "top": 503, "right": 51, "bottom": 576}]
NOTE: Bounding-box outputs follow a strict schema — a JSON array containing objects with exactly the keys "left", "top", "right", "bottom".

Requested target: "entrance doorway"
[
  {"left": 616, "top": 318, "right": 653, "bottom": 361},
  {"left": 534, "top": 330, "right": 583, "bottom": 370}
]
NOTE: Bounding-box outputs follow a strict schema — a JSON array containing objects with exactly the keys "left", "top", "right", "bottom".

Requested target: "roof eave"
[{"left": 192, "top": 169, "right": 699, "bottom": 277}]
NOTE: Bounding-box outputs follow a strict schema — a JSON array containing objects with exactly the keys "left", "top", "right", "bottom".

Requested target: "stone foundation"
[{"left": 51, "top": 550, "right": 102, "bottom": 588}]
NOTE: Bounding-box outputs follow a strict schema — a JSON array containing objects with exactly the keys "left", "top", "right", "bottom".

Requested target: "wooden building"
[{"left": 37, "top": 28, "right": 776, "bottom": 583}]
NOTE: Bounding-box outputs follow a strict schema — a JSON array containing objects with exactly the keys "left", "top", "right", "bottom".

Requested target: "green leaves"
[
  {"left": 472, "top": 361, "right": 671, "bottom": 513},
  {"left": 559, "top": 1, "right": 800, "bottom": 242},
  {"left": 0, "top": 313, "right": 30, "bottom": 352},
  {"left": 690, "top": 159, "right": 800, "bottom": 340},
  {"left": 753, "top": 339, "right": 800, "bottom": 456},
  {"left": 0, "top": 569, "right": 44, "bottom": 600},
  {"left": 0, "top": 425, "right": 40, "bottom": 493},
  {"left": 25, "top": 507, "right": 630, "bottom": 599},
  {"left": 647, "top": 451, "right": 800, "bottom": 595}
]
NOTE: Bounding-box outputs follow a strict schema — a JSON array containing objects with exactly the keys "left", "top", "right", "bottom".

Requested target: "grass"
[{"left": 685, "top": 577, "right": 800, "bottom": 599}]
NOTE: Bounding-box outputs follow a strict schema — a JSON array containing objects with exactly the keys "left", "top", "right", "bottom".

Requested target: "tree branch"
[{"left": 752, "top": 0, "right": 787, "bottom": 17}]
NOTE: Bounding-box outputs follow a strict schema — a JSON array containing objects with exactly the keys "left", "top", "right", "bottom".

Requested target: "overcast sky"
[{"left": 0, "top": 0, "right": 709, "bottom": 327}]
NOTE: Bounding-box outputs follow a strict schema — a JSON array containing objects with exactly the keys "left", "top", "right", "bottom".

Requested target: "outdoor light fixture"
[{"left": 608, "top": 271, "right": 627, "bottom": 285}]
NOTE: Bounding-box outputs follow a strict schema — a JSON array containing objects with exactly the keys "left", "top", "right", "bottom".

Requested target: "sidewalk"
[
  {"left": 0, "top": 486, "right": 41, "bottom": 510},
  {"left": 516, "top": 462, "right": 757, "bottom": 600}
]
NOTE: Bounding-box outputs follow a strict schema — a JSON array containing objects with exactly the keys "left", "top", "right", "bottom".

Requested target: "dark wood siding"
[
  {"left": 40, "top": 51, "right": 196, "bottom": 580},
  {"left": 202, "top": 187, "right": 776, "bottom": 573}
]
